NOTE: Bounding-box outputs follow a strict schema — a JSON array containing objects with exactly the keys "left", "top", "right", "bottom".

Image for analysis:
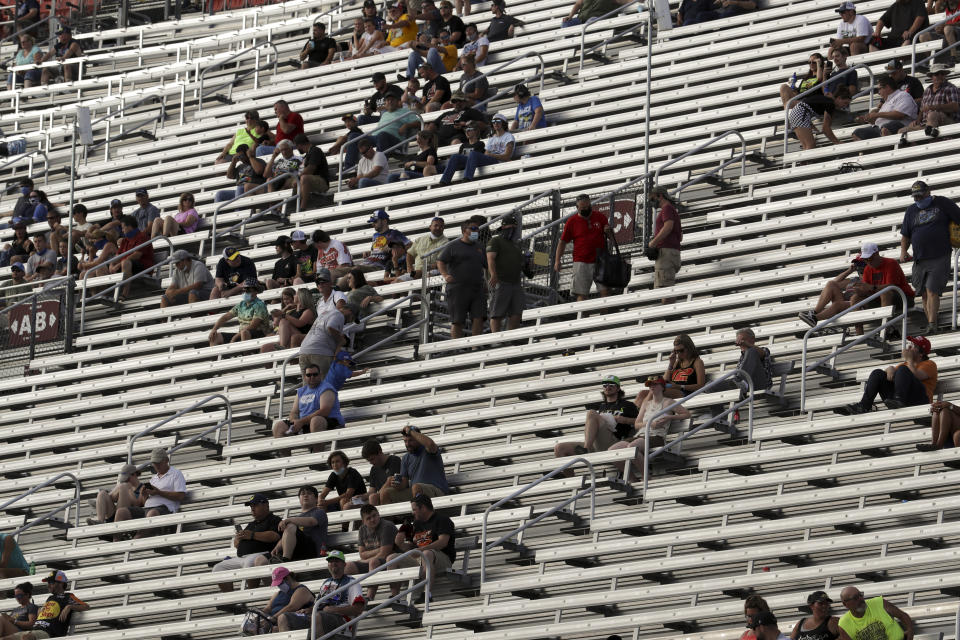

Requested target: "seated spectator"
[
  {"left": 360, "top": 440, "right": 402, "bottom": 506},
  {"left": 413, "top": 0, "right": 442, "bottom": 37},
  {"left": 637, "top": 335, "right": 707, "bottom": 405},
  {"left": 823, "top": 48, "right": 859, "bottom": 98},
  {"left": 362, "top": 0, "right": 387, "bottom": 34},
  {"left": 787, "top": 87, "right": 852, "bottom": 150},
  {"left": 320, "top": 450, "right": 368, "bottom": 511},
  {"left": 379, "top": 425, "right": 449, "bottom": 504},
  {"left": 374, "top": 93, "right": 421, "bottom": 151},
  {"left": 209, "top": 278, "right": 271, "bottom": 346},
  {"left": 77, "top": 230, "right": 118, "bottom": 280},
  {"left": 328, "top": 114, "right": 365, "bottom": 173},
  {"left": 436, "top": 30, "right": 460, "bottom": 70},
  {"left": 390, "top": 131, "right": 439, "bottom": 181},
  {"left": 9, "top": 34, "right": 41, "bottom": 89},
  {"left": 290, "top": 230, "right": 318, "bottom": 284},
  {"left": 23, "top": 233, "right": 55, "bottom": 282},
  {"left": 510, "top": 83, "right": 546, "bottom": 131},
  {"left": 344, "top": 269, "right": 383, "bottom": 320},
  {"left": 247, "top": 567, "right": 316, "bottom": 634},
  {"left": 0, "top": 178, "right": 34, "bottom": 227},
  {"left": 345, "top": 505, "right": 397, "bottom": 600},
  {"left": 362, "top": 72, "right": 404, "bottom": 125},
  {"left": 129, "top": 188, "right": 161, "bottom": 235},
  {"left": 0, "top": 582, "right": 37, "bottom": 636},
  {"left": 114, "top": 448, "right": 186, "bottom": 540},
  {"left": 9, "top": 571, "right": 89, "bottom": 638},
  {"left": 276, "top": 351, "right": 358, "bottom": 447},
  {"left": 378, "top": 3, "right": 418, "bottom": 52},
  {"left": 253, "top": 118, "right": 275, "bottom": 149},
  {"left": 750, "top": 612, "right": 787, "bottom": 640},
  {"left": 886, "top": 58, "right": 924, "bottom": 100},
  {"left": 101, "top": 198, "right": 125, "bottom": 236},
  {"left": 404, "top": 216, "right": 448, "bottom": 279},
  {"left": 563, "top": 0, "right": 631, "bottom": 27},
  {"left": 741, "top": 595, "right": 772, "bottom": 640},
  {"left": 429, "top": 93, "right": 485, "bottom": 145},
  {"left": 265, "top": 140, "right": 304, "bottom": 191},
  {"left": 113, "top": 215, "right": 154, "bottom": 301},
  {"left": 848, "top": 241, "right": 914, "bottom": 335},
  {"left": 0, "top": 263, "right": 29, "bottom": 307},
  {"left": 798, "top": 253, "right": 868, "bottom": 327},
  {"left": 258, "top": 100, "right": 305, "bottom": 157},
  {"left": 347, "top": 139, "right": 390, "bottom": 189},
  {"left": 314, "top": 229, "right": 353, "bottom": 274},
  {"left": 216, "top": 111, "right": 260, "bottom": 164},
  {"left": 405, "top": 34, "right": 447, "bottom": 81},
  {"left": 54, "top": 239, "right": 78, "bottom": 277},
  {"left": 294, "top": 134, "right": 331, "bottom": 210},
  {"left": 298, "top": 275, "right": 346, "bottom": 377},
  {"left": 336, "top": 210, "right": 411, "bottom": 284},
  {"left": 351, "top": 17, "right": 386, "bottom": 59},
  {"left": 779, "top": 54, "right": 827, "bottom": 107},
  {"left": 837, "top": 586, "right": 913, "bottom": 640},
  {"left": 40, "top": 27, "right": 82, "bottom": 85},
  {"left": 402, "top": 77, "right": 424, "bottom": 111},
  {"left": 303, "top": 550, "right": 365, "bottom": 636},
  {"left": 830, "top": 2, "right": 871, "bottom": 56},
  {"left": 734, "top": 328, "right": 775, "bottom": 396},
  {"left": 0, "top": 223, "right": 33, "bottom": 267},
  {"left": 212, "top": 494, "right": 282, "bottom": 592},
  {"left": 266, "top": 287, "right": 298, "bottom": 339},
  {"left": 486, "top": 0, "right": 523, "bottom": 42},
  {"left": 457, "top": 57, "right": 489, "bottom": 109},
  {"left": 266, "top": 236, "right": 297, "bottom": 289},
  {"left": 677, "top": 0, "right": 717, "bottom": 25},
  {"left": 870, "top": 0, "right": 929, "bottom": 51},
  {"left": 0, "top": 533, "right": 28, "bottom": 579},
  {"left": 161, "top": 250, "right": 214, "bottom": 308},
  {"left": 153, "top": 192, "right": 200, "bottom": 239},
  {"left": 215, "top": 144, "right": 266, "bottom": 203},
  {"left": 459, "top": 24, "right": 489, "bottom": 66},
  {"left": 711, "top": 0, "right": 757, "bottom": 19},
  {"left": 792, "top": 592, "right": 840, "bottom": 640},
  {"left": 387, "top": 494, "right": 455, "bottom": 598},
  {"left": 932, "top": 0, "right": 960, "bottom": 64},
  {"left": 903, "top": 66, "right": 959, "bottom": 133},
  {"left": 919, "top": 400, "right": 960, "bottom": 450},
  {"left": 436, "top": 0, "right": 465, "bottom": 42},
  {"left": 211, "top": 247, "right": 258, "bottom": 300},
  {"left": 609, "top": 376, "right": 692, "bottom": 479},
  {"left": 300, "top": 22, "right": 337, "bottom": 68},
  {"left": 439, "top": 112, "right": 514, "bottom": 185},
  {"left": 67, "top": 204, "right": 91, "bottom": 250},
  {"left": 554, "top": 374, "right": 639, "bottom": 463},
  {"left": 837, "top": 335, "right": 936, "bottom": 416},
  {"left": 89, "top": 463, "right": 141, "bottom": 525},
  {"left": 261, "top": 486, "right": 328, "bottom": 564},
  {"left": 852, "top": 75, "right": 917, "bottom": 139}
]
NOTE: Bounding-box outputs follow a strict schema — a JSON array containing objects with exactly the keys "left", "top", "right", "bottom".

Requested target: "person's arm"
[
  {"left": 419, "top": 532, "right": 451, "bottom": 552},
  {"left": 475, "top": 41, "right": 489, "bottom": 64},
  {"left": 359, "top": 539, "right": 394, "bottom": 560},
  {"left": 903, "top": 14, "right": 926, "bottom": 41},
  {"left": 277, "top": 115, "right": 300, "bottom": 135},
  {"left": 900, "top": 234, "right": 913, "bottom": 262},
  {"left": 883, "top": 599, "right": 913, "bottom": 640},
  {"left": 687, "top": 359, "right": 707, "bottom": 393},
  {"left": 565, "top": 0, "right": 584, "bottom": 19},
  {"left": 486, "top": 249, "right": 498, "bottom": 287},
  {"left": 650, "top": 218, "right": 674, "bottom": 248},
  {"left": 873, "top": 16, "right": 886, "bottom": 37},
  {"left": 279, "top": 514, "right": 319, "bottom": 529},
  {"left": 285, "top": 308, "right": 315, "bottom": 329},
  {"left": 59, "top": 596, "right": 90, "bottom": 621},
  {"left": 276, "top": 585, "right": 315, "bottom": 617},
  {"left": 404, "top": 425, "right": 439, "bottom": 453},
  {"left": 209, "top": 311, "right": 235, "bottom": 335},
  {"left": 529, "top": 105, "right": 545, "bottom": 129},
  {"left": 264, "top": 154, "right": 277, "bottom": 179},
  {"left": 553, "top": 239, "right": 567, "bottom": 271},
  {"left": 237, "top": 525, "right": 281, "bottom": 546},
  {"left": 437, "top": 258, "right": 453, "bottom": 283},
  {"left": 487, "top": 140, "right": 514, "bottom": 161}
]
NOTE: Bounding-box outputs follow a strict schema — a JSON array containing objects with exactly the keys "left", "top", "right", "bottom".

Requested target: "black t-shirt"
[
  {"left": 215, "top": 255, "right": 257, "bottom": 286},
  {"left": 307, "top": 36, "right": 337, "bottom": 63},
  {"left": 801, "top": 93, "right": 839, "bottom": 116},
  {"left": 33, "top": 592, "right": 84, "bottom": 637},
  {"left": 457, "top": 140, "right": 485, "bottom": 154},
  {"left": 899, "top": 75, "right": 924, "bottom": 101},
  {"left": 586, "top": 397, "right": 640, "bottom": 439},
  {"left": 57, "top": 254, "right": 79, "bottom": 274},
  {"left": 436, "top": 107, "right": 484, "bottom": 145},
  {"left": 325, "top": 467, "right": 367, "bottom": 496},
  {"left": 487, "top": 15, "right": 521, "bottom": 42},
  {"left": 424, "top": 75, "right": 452, "bottom": 105},
  {"left": 370, "top": 84, "right": 404, "bottom": 111},
  {"left": 17, "top": 0, "right": 39, "bottom": 18},
  {"left": 303, "top": 144, "right": 331, "bottom": 183},
  {"left": 420, "top": 7, "right": 442, "bottom": 36},
  {"left": 412, "top": 511, "right": 456, "bottom": 562},
  {"left": 416, "top": 146, "right": 438, "bottom": 166},
  {"left": 441, "top": 15, "right": 466, "bottom": 45},
  {"left": 880, "top": 0, "right": 928, "bottom": 39},
  {"left": 438, "top": 238, "right": 485, "bottom": 288},
  {"left": 238, "top": 513, "right": 283, "bottom": 556},
  {"left": 273, "top": 254, "right": 297, "bottom": 280},
  {"left": 368, "top": 454, "right": 402, "bottom": 491}
]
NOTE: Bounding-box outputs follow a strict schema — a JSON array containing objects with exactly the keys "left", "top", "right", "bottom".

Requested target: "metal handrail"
[
  {"left": 952, "top": 248, "right": 959, "bottom": 330},
  {"left": 79, "top": 235, "right": 175, "bottom": 334},
  {"left": 0, "top": 149, "right": 47, "bottom": 184},
  {"left": 127, "top": 393, "right": 233, "bottom": 464},
  {"left": 310, "top": 548, "right": 432, "bottom": 640},
  {"left": 197, "top": 41, "right": 279, "bottom": 112},
  {"left": 916, "top": 37, "right": 960, "bottom": 75},
  {"left": 653, "top": 129, "right": 747, "bottom": 191},
  {"left": 783, "top": 63, "right": 875, "bottom": 157},
  {"left": 352, "top": 317, "right": 425, "bottom": 354},
  {"left": 911, "top": 14, "right": 954, "bottom": 74},
  {"left": 576, "top": 0, "right": 645, "bottom": 74},
  {"left": 211, "top": 170, "right": 296, "bottom": 256},
  {"left": 0, "top": 472, "right": 82, "bottom": 535},
  {"left": 219, "top": 190, "right": 300, "bottom": 247},
  {"left": 344, "top": 292, "right": 418, "bottom": 337},
  {"left": 640, "top": 368, "right": 754, "bottom": 496},
  {"left": 463, "top": 51, "right": 545, "bottom": 111},
  {"left": 799, "top": 284, "right": 908, "bottom": 411},
  {"left": 336, "top": 111, "right": 424, "bottom": 191},
  {"left": 86, "top": 94, "right": 167, "bottom": 161},
  {"left": 480, "top": 456, "right": 596, "bottom": 584}
]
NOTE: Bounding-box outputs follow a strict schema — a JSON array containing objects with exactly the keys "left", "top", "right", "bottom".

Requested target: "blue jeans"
[
  {"left": 561, "top": 16, "right": 582, "bottom": 27},
  {"left": 8, "top": 70, "right": 41, "bottom": 86},
  {"left": 215, "top": 186, "right": 244, "bottom": 203},
  {"left": 407, "top": 48, "right": 446, "bottom": 78},
  {"left": 357, "top": 177, "right": 386, "bottom": 188},
  {"left": 255, "top": 145, "right": 275, "bottom": 157},
  {"left": 388, "top": 170, "right": 423, "bottom": 182},
  {"left": 375, "top": 131, "right": 402, "bottom": 153},
  {"left": 439, "top": 150, "right": 499, "bottom": 183}
]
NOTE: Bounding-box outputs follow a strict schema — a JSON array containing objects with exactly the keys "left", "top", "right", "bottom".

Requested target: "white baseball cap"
[{"left": 860, "top": 241, "right": 879, "bottom": 259}]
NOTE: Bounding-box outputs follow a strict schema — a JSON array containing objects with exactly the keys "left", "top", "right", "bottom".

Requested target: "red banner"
[
  {"left": 8, "top": 300, "right": 61, "bottom": 347},
  {"left": 592, "top": 199, "right": 638, "bottom": 245}
]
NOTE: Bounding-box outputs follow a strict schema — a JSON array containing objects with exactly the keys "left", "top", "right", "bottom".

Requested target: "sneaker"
[
  {"left": 883, "top": 398, "right": 906, "bottom": 410},
  {"left": 268, "top": 554, "right": 287, "bottom": 564},
  {"left": 916, "top": 443, "right": 938, "bottom": 452},
  {"left": 834, "top": 402, "right": 866, "bottom": 416},
  {"left": 86, "top": 517, "right": 101, "bottom": 526},
  {"left": 573, "top": 445, "right": 588, "bottom": 455},
  {"left": 798, "top": 310, "right": 817, "bottom": 327}
]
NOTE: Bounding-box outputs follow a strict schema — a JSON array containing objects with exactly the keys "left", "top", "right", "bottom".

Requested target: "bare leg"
[
  {"left": 280, "top": 523, "right": 297, "bottom": 558},
  {"left": 96, "top": 489, "right": 116, "bottom": 522},
  {"left": 470, "top": 316, "right": 484, "bottom": 337},
  {"left": 583, "top": 410, "right": 601, "bottom": 451},
  {"left": 450, "top": 322, "right": 464, "bottom": 339},
  {"left": 490, "top": 317, "right": 503, "bottom": 333}
]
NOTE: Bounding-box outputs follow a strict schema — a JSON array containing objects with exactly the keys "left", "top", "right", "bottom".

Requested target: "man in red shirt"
[
  {"left": 648, "top": 186, "right": 682, "bottom": 304},
  {"left": 257, "top": 100, "right": 305, "bottom": 156},
  {"left": 113, "top": 214, "right": 155, "bottom": 301},
  {"left": 555, "top": 194, "right": 612, "bottom": 301},
  {"left": 850, "top": 241, "right": 914, "bottom": 336}
]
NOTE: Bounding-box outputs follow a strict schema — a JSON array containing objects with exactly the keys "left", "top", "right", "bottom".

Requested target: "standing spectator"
[
  {"left": 258, "top": 101, "right": 305, "bottom": 156},
  {"left": 161, "top": 250, "right": 214, "bottom": 307},
  {"left": 328, "top": 114, "right": 365, "bottom": 173},
  {"left": 932, "top": 0, "right": 960, "bottom": 64},
  {"left": 209, "top": 278, "right": 271, "bottom": 346},
  {"left": 845, "top": 241, "right": 914, "bottom": 336},
  {"left": 112, "top": 448, "right": 185, "bottom": 540},
  {"left": 89, "top": 463, "right": 141, "bottom": 525},
  {"left": 16, "top": 571, "right": 89, "bottom": 637},
  {"left": 830, "top": 2, "right": 872, "bottom": 56},
  {"left": 836, "top": 336, "right": 936, "bottom": 415},
  {"left": 798, "top": 253, "right": 868, "bottom": 327},
  {"left": 265, "top": 140, "right": 304, "bottom": 192},
  {"left": 300, "top": 22, "right": 337, "bottom": 68},
  {"left": 374, "top": 94, "right": 421, "bottom": 152},
  {"left": 265, "top": 237, "right": 297, "bottom": 290},
  {"left": 14, "top": 0, "right": 39, "bottom": 33},
  {"left": 113, "top": 215, "right": 154, "bottom": 301},
  {"left": 885, "top": 59, "right": 924, "bottom": 100},
  {"left": 247, "top": 567, "right": 315, "bottom": 634},
  {"left": 211, "top": 247, "right": 258, "bottom": 300},
  {"left": 362, "top": 72, "right": 404, "bottom": 124},
  {"left": 387, "top": 494, "right": 456, "bottom": 598},
  {"left": 9, "top": 35, "right": 41, "bottom": 89},
  {"left": 348, "top": 139, "right": 390, "bottom": 189},
  {"left": 792, "top": 591, "right": 841, "bottom": 640},
  {"left": 635, "top": 334, "right": 708, "bottom": 405},
  {"left": 904, "top": 67, "right": 959, "bottom": 133},
  {"left": 152, "top": 192, "right": 200, "bottom": 238},
  {"left": 750, "top": 612, "right": 789, "bottom": 640},
  {"left": 345, "top": 504, "right": 397, "bottom": 601},
  {"left": 439, "top": 1, "right": 465, "bottom": 43},
  {"left": 262, "top": 486, "right": 328, "bottom": 564},
  {"left": 438, "top": 219, "right": 487, "bottom": 339},
  {"left": 291, "top": 230, "right": 318, "bottom": 283},
  {"left": 379, "top": 425, "right": 449, "bottom": 504},
  {"left": 294, "top": 134, "right": 331, "bottom": 210},
  {"left": 351, "top": 17, "right": 385, "bottom": 59},
  {"left": 900, "top": 181, "right": 960, "bottom": 332},
  {"left": 418, "top": 63, "right": 452, "bottom": 112},
  {"left": 918, "top": 400, "right": 960, "bottom": 451},
  {"left": 851, "top": 75, "right": 918, "bottom": 139},
  {"left": 0, "top": 534, "right": 28, "bottom": 579},
  {"left": 438, "top": 112, "right": 515, "bottom": 185},
  {"left": 486, "top": 0, "right": 523, "bottom": 42},
  {"left": 131, "top": 188, "right": 161, "bottom": 233},
  {"left": 212, "top": 494, "right": 282, "bottom": 592},
  {"left": 837, "top": 587, "right": 913, "bottom": 640},
  {"left": 563, "top": 0, "right": 631, "bottom": 26},
  {"left": 297, "top": 296, "right": 345, "bottom": 377},
  {"left": 406, "top": 216, "right": 448, "bottom": 278},
  {"left": 460, "top": 24, "right": 489, "bottom": 66},
  {"left": 216, "top": 111, "right": 261, "bottom": 163},
  {"left": 360, "top": 440, "right": 402, "bottom": 505},
  {"left": 554, "top": 374, "right": 639, "bottom": 462},
  {"left": 320, "top": 451, "right": 367, "bottom": 511},
  {"left": 788, "top": 88, "right": 852, "bottom": 150},
  {"left": 555, "top": 194, "right": 611, "bottom": 302},
  {"left": 609, "top": 376, "right": 691, "bottom": 479},
  {"left": 306, "top": 551, "right": 365, "bottom": 637},
  {"left": 511, "top": 84, "right": 546, "bottom": 131},
  {"left": 648, "top": 186, "right": 682, "bottom": 302},
  {"left": 870, "top": 0, "right": 929, "bottom": 51},
  {"left": 40, "top": 27, "right": 82, "bottom": 85},
  {"left": 0, "top": 583, "right": 37, "bottom": 636},
  {"left": 486, "top": 214, "right": 524, "bottom": 332}
]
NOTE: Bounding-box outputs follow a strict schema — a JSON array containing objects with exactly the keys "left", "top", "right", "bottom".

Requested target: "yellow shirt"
[
  {"left": 388, "top": 14, "right": 417, "bottom": 47},
  {"left": 439, "top": 44, "right": 458, "bottom": 71},
  {"left": 838, "top": 597, "right": 905, "bottom": 640},
  {"left": 228, "top": 126, "right": 257, "bottom": 155}
]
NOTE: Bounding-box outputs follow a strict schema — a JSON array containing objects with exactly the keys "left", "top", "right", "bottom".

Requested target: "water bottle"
[
  {"left": 28, "top": 562, "right": 35, "bottom": 576},
  {"left": 789, "top": 72, "right": 797, "bottom": 90}
]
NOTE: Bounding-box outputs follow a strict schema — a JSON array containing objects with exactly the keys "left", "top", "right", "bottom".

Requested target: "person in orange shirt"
[{"left": 836, "top": 335, "right": 936, "bottom": 415}]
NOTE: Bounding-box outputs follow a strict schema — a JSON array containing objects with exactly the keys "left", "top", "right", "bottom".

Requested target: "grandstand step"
[
  {"left": 860, "top": 447, "right": 893, "bottom": 458},
  {"left": 697, "top": 539, "right": 729, "bottom": 551},
  {"left": 483, "top": 457, "right": 513, "bottom": 467},
  {"left": 807, "top": 477, "right": 838, "bottom": 489},
  {"left": 586, "top": 604, "right": 619, "bottom": 617},
  {"left": 914, "top": 537, "right": 947, "bottom": 550},
  {"left": 779, "top": 555, "right": 812, "bottom": 567},
  {"left": 621, "top": 526, "right": 651, "bottom": 537},
  {"left": 728, "top": 465, "right": 761, "bottom": 476},
  {"left": 641, "top": 572, "right": 675, "bottom": 585},
  {"left": 891, "top": 490, "right": 922, "bottom": 501},
  {"left": 722, "top": 587, "right": 755, "bottom": 599},
  {"left": 856, "top": 571, "right": 890, "bottom": 582},
  {"left": 835, "top": 522, "right": 867, "bottom": 534},
  {"left": 99, "top": 617, "right": 131, "bottom": 629}
]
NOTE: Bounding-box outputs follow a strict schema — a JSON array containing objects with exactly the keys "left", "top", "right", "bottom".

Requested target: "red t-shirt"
[
  {"left": 275, "top": 112, "right": 305, "bottom": 143},
  {"left": 655, "top": 203, "right": 682, "bottom": 250},
  {"left": 561, "top": 211, "right": 608, "bottom": 263},
  {"left": 862, "top": 256, "right": 914, "bottom": 298},
  {"left": 118, "top": 231, "right": 154, "bottom": 268}
]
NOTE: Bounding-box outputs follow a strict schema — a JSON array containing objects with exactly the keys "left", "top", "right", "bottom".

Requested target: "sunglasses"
[
  {"left": 468, "top": 226, "right": 479, "bottom": 231},
  {"left": 304, "top": 372, "right": 320, "bottom": 377}
]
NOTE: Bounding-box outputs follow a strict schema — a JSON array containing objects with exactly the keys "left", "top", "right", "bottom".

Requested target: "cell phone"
[{"left": 234, "top": 524, "right": 243, "bottom": 533}]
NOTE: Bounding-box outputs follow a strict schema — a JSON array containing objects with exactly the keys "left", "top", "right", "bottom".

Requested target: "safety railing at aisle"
[
  {"left": 78, "top": 235, "right": 175, "bottom": 334},
  {"left": 0, "top": 149, "right": 48, "bottom": 184},
  {"left": 127, "top": 393, "right": 233, "bottom": 464},
  {"left": 210, "top": 171, "right": 298, "bottom": 256},
  {"left": 799, "top": 285, "right": 908, "bottom": 411},
  {"left": 640, "top": 368, "right": 754, "bottom": 496},
  {"left": 480, "top": 456, "right": 596, "bottom": 584},
  {"left": 912, "top": 15, "right": 960, "bottom": 74},
  {"left": 197, "top": 41, "right": 279, "bottom": 112},
  {"left": 783, "top": 63, "right": 874, "bottom": 158},
  {"left": 0, "top": 472, "right": 82, "bottom": 535},
  {"left": 952, "top": 248, "right": 959, "bottom": 330},
  {"left": 463, "top": 50, "right": 545, "bottom": 111},
  {"left": 0, "top": 276, "right": 72, "bottom": 370},
  {"left": 310, "top": 548, "right": 432, "bottom": 640},
  {"left": 336, "top": 112, "right": 424, "bottom": 191},
  {"left": 83, "top": 93, "right": 167, "bottom": 162},
  {"left": 573, "top": 0, "right": 646, "bottom": 74},
  {"left": 342, "top": 292, "right": 420, "bottom": 348}
]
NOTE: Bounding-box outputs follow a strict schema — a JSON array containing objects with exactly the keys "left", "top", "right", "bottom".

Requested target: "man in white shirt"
[
  {"left": 348, "top": 139, "right": 389, "bottom": 188},
  {"left": 830, "top": 1, "right": 871, "bottom": 56},
  {"left": 113, "top": 448, "right": 186, "bottom": 540},
  {"left": 852, "top": 75, "right": 918, "bottom": 139}
]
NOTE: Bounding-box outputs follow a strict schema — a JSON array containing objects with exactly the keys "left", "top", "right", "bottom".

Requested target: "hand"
[
  {"left": 899, "top": 251, "right": 912, "bottom": 263},
  {"left": 443, "top": 274, "right": 454, "bottom": 283},
  {"left": 278, "top": 519, "right": 290, "bottom": 531},
  {"left": 553, "top": 258, "right": 561, "bottom": 272},
  {"left": 348, "top": 177, "right": 359, "bottom": 188},
  {"left": 208, "top": 329, "right": 218, "bottom": 341},
  {"left": 931, "top": 401, "right": 947, "bottom": 413},
  {"left": 489, "top": 275, "right": 498, "bottom": 288},
  {"left": 59, "top": 606, "right": 71, "bottom": 622}
]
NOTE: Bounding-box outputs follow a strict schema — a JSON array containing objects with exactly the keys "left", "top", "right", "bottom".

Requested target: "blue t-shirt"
[
  {"left": 399, "top": 445, "right": 449, "bottom": 493},
  {"left": 901, "top": 195, "right": 960, "bottom": 261},
  {"left": 31, "top": 203, "right": 47, "bottom": 223},
  {"left": 314, "top": 360, "right": 352, "bottom": 426},
  {"left": 515, "top": 96, "right": 546, "bottom": 130},
  {"left": 0, "top": 534, "right": 28, "bottom": 571},
  {"left": 296, "top": 382, "right": 325, "bottom": 417},
  {"left": 17, "top": 0, "right": 39, "bottom": 17}
]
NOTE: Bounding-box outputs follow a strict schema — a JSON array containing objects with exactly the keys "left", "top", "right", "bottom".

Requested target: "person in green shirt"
[
  {"left": 486, "top": 214, "right": 525, "bottom": 332},
  {"left": 209, "top": 278, "right": 271, "bottom": 346},
  {"left": 405, "top": 216, "right": 448, "bottom": 278},
  {"left": 837, "top": 587, "right": 913, "bottom": 640},
  {"left": 216, "top": 110, "right": 261, "bottom": 164}
]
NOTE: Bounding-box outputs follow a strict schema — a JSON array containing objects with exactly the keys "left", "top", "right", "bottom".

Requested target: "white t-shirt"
[
  {"left": 877, "top": 88, "right": 918, "bottom": 128},
  {"left": 486, "top": 131, "right": 515, "bottom": 157},
  {"left": 145, "top": 466, "right": 187, "bottom": 513},
  {"left": 316, "top": 290, "right": 347, "bottom": 314},
  {"left": 273, "top": 154, "right": 304, "bottom": 176},
  {"left": 358, "top": 151, "right": 389, "bottom": 184},
  {"left": 317, "top": 239, "right": 353, "bottom": 269},
  {"left": 835, "top": 14, "right": 871, "bottom": 40},
  {"left": 461, "top": 35, "right": 490, "bottom": 65}
]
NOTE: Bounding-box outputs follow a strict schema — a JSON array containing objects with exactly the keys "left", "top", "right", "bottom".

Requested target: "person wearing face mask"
[
  {"left": 555, "top": 194, "right": 613, "bottom": 302},
  {"left": 0, "top": 178, "right": 35, "bottom": 227},
  {"left": 406, "top": 216, "right": 448, "bottom": 279},
  {"left": 320, "top": 451, "right": 367, "bottom": 511},
  {"left": 437, "top": 112, "right": 515, "bottom": 185},
  {"left": 900, "top": 181, "right": 960, "bottom": 333},
  {"left": 437, "top": 219, "right": 487, "bottom": 339},
  {"left": 111, "top": 215, "right": 155, "bottom": 301},
  {"left": 648, "top": 185, "right": 683, "bottom": 303},
  {"left": 247, "top": 567, "right": 315, "bottom": 634},
  {"left": 208, "top": 277, "right": 271, "bottom": 346},
  {"left": 486, "top": 214, "right": 524, "bottom": 332},
  {"left": 459, "top": 24, "right": 489, "bottom": 66}
]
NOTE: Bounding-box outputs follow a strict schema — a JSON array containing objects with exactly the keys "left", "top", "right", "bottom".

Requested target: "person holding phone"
[
  {"left": 377, "top": 426, "right": 449, "bottom": 505},
  {"left": 212, "top": 493, "right": 282, "bottom": 592},
  {"left": 112, "top": 448, "right": 186, "bottom": 541}
]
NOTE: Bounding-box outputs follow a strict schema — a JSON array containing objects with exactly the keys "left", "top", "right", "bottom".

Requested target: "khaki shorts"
[
  {"left": 380, "top": 482, "right": 445, "bottom": 504},
  {"left": 11, "top": 631, "right": 51, "bottom": 640},
  {"left": 393, "top": 548, "right": 453, "bottom": 572},
  {"left": 301, "top": 173, "right": 329, "bottom": 195},
  {"left": 654, "top": 247, "right": 681, "bottom": 288},
  {"left": 591, "top": 413, "right": 621, "bottom": 452},
  {"left": 571, "top": 261, "right": 598, "bottom": 296}
]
